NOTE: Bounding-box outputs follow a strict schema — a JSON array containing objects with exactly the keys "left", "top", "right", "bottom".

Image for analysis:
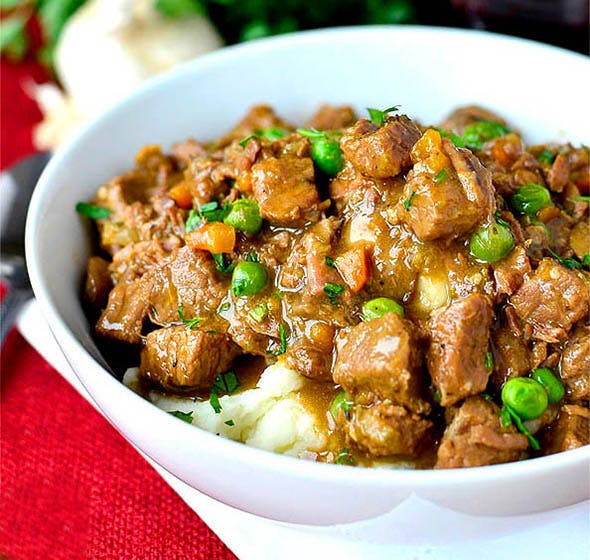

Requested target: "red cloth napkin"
[{"left": 0, "top": 58, "right": 236, "bottom": 560}]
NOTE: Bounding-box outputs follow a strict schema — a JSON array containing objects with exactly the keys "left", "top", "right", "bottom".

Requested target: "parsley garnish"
[
  {"left": 494, "top": 211, "right": 511, "bottom": 228},
  {"left": 209, "top": 370, "right": 240, "bottom": 414},
  {"left": 485, "top": 352, "right": 494, "bottom": 371},
  {"left": 366, "top": 105, "right": 400, "bottom": 126},
  {"left": 240, "top": 127, "right": 290, "bottom": 147},
  {"left": 324, "top": 282, "right": 344, "bottom": 305},
  {"left": 169, "top": 410, "right": 194, "bottom": 423},
  {"left": 296, "top": 128, "right": 327, "bottom": 140},
  {"left": 177, "top": 305, "right": 200, "bottom": 329},
  {"left": 245, "top": 251, "right": 259, "bottom": 262},
  {"left": 335, "top": 448, "right": 355, "bottom": 465},
  {"left": 537, "top": 149, "right": 556, "bottom": 165},
  {"left": 212, "top": 253, "right": 235, "bottom": 274},
  {"left": 184, "top": 208, "right": 202, "bottom": 232},
  {"left": 433, "top": 127, "right": 465, "bottom": 148},
  {"left": 268, "top": 323, "right": 288, "bottom": 356},
  {"left": 403, "top": 190, "right": 416, "bottom": 211},
  {"left": 75, "top": 202, "right": 112, "bottom": 219},
  {"left": 500, "top": 405, "right": 541, "bottom": 450},
  {"left": 239, "top": 134, "right": 257, "bottom": 148},
  {"left": 548, "top": 249, "right": 583, "bottom": 270},
  {"left": 574, "top": 195, "right": 590, "bottom": 203},
  {"left": 325, "top": 256, "right": 336, "bottom": 268},
  {"left": 583, "top": 254, "right": 590, "bottom": 268},
  {"left": 224, "top": 419, "right": 235, "bottom": 426},
  {"left": 219, "top": 302, "right": 231, "bottom": 313},
  {"left": 433, "top": 169, "right": 448, "bottom": 183},
  {"left": 249, "top": 302, "right": 268, "bottom": 323},
  {"left": 274, "top": 290, "right": 284, "bottom": 300},
  {"left": 200, "top": 201, "right": 229, "bottom": 222}
]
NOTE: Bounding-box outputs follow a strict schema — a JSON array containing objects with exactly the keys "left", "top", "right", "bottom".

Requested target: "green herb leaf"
[
  {"left": 462, "top": 121, "right": 510, "bottom": 151},
  {"left": 537, "top": 148, "right": 556, "bottom": 165},
  {"left": 75, "top": 202, "right": 112, "bottom": 219},
  {"left": 245, "top": 251, "right": 259, "bottom": 262},
  {"left": 224, "top": 419, "right": 235, "bottom": 426},
  {"left": 324, "top": 282, "right": 344, "bottom": 304},
  {"left": 274, "top": 290, "right": 284, "bottom": 300},
  {"left": 268, "top": 323, "right": 288, "bottom": 356},
  {"left": 249, "top": 302, "right": 268, "bottom": 323},
  {"left": 367, "top": 105, "right": 399, "bottom": 126},
  {"left": 213, "top": 370, "right": 240, "bottom": 394},
  {"left": 433, "top": 127, "right": 465, "bottom": 148},
  {"left": 335, "top": 448, "right": 355, "bottom": 465},
  {"left": 38, "top": 0, "right": 86, "bottom": 45},
  {"left": 501, "top": 405, "right": 541, "bottom": 450},
  {"left": 177, "top": 305, "right": 200, "bottom": 329},
  {"left": 583, "top": 254, "right": 590, "bottom": 268},
  {"left": 212, "top": 253, "right": 235, "bottom": 274},
  {"left": 325, "top": 256, "right": 336, "bottom": 268},
  {"left": 154, "top": 0, "right": 204, "bottom": 18},
  {"left": 209, "top": 390, "right": 221, "bottom": 414},
  {"left": 548, "top": 249, "right": 583, "bottom": 270},
  {"left": 574, "top": 195, "right": 590, "bottom": 203},
  {"left": 239, "top": 134, "right": 257, "bottom": 148},
  {"left": 485, "top": 352, "right": 494, "bottom": 371},
  {"left": 256, "top": 127, "right": 290, "bottom": 141},
  {"left": 219, "top": 302, "right": 231, "bottom": 313},
  {"left": 169, "top": 410, "right": 194, "bottom": 423},
  {"left": 433, "top": 169, "right": 448, "bottom": 183},
  {"left": 199, "top": 201, "right": 229, "bottom": 223},
  {"left": 494, "top": 211, "right": 510, "bottom": 228},
  {"left": 184, "top": 209, "right": 202, "bottom": 233},
  {"left": 403, "top": 190, "right": 416, "bottom": 211},
  {"left": 296, "top": 128, "right": 327, "bottom": 140}
]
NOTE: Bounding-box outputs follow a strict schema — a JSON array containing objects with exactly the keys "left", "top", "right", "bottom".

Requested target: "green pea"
[
  {"left": 501, "top": 377, "right": 548, "bottom": 421},
  {"left": 231, "top": 261, "right": 268, "bottom": 297},
  {"left": 310, "top": 137, "right": 344, "bottom": 177},
  {"left": 462, "top": 120, "right": 510, "bottom": 150},
  {"left": 330, "top": 390, "right": 352, "bottom": 420},
  {"left": 470, "top": 220, "right": 514, "bottom": 263},
  {"left": 223, "top": 198, "right": 262, "bottom": 234},
  {"left": 362, "top": 297, "right": 405, "bottom": 321},
  {"left": 531, "top": 367, "right": 565, "bottom": 404},
  {"left": 510, "top": 183, "right": 553, "bottom": 216}
]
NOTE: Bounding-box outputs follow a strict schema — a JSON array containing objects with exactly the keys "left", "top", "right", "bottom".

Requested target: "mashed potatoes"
[{"left": 123, "top": 362, "right": 327, "bottom": 457}]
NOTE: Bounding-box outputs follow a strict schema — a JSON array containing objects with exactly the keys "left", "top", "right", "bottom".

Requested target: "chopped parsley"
[
  {"left": 330, "top": 390, "right": 352, "bottom": 420},
  {"left": 200, "top": 201, "right": 230, "bottom": 223},
  {"left": 583, "top": 254, "right": 590, "bottom": 267},
  {"left": 462, "top": 121, "right": 510, "bottom": 151},
  {"left": 209, "top": 370, "right": 240, "bottom": 414},
  {"left": 239, "top": 134, "right": 257, "bottom": 148},
  {"left": 324, "top": 282, "right": 345, "bottom": 305},
  {"left": 274, "top": 290, "right": 284, "bottom": 300},
  {"left": 366, "top": 105, "right": 400, "bottom": 127},
  {"left": 537, "top": 149, "right": 556, "bottom": 165},
  {"left": 245, "top": 251, "right": 259, "bottom": 262},
  {"left": 224, "top": 419, "right": 235, "bottom": 426},
  {"left": 240, "top": 127, "right": 290, "bottom": 147},
  {"left": 249, "top": 302, "right": 268, "bottom": 323},
  {"left": 500, "top": 405, "right": 541, "bottom": 450},
  {"left": 574, "top": 195, "right": 590, "bottom": 203},
  {"left": 485, "top": 352, "right": 494, "bottom": 371},
  {"left": 212, "top": 253, "right": 235, "bottom": 274},
  {"left": 219, "top": 302, "right": 231, "bottom": 313},
  {"left": 75, "top": 202, "right": 112, "bottom": 219},
  {"left": 177, "top": 305, "right": 200, "bottom": 329},
  {"left": 268, "top": 323, "right": 288, "bottom": 356},
  {"left": 184, "top": 209, "right": 202, "bottom": 232},
  {"left": 494, "top": 211, "right": 511, "bottom": 228},
  {"left": 169, "top": 410, "right": 194, "bottom": 423},
  {"left": 548, "top": 248, "right": 583, "bottom": 270},
  {"left": 403, "top": 190, "right": 416, "bottom": 211},
  {"left": 296, "top": 128, "right": 327, "bottom": 140},
  {"left": 433, "top": 169, "right": 448, "bottom": 183},
  {"left": 335, "top": 448, "right": 355, "bottom": 465},
  {"left": 325, "top": 256, "right": 336, "bottom": 268},
  {"left": 433, "top": 127, "right": 465, "bottom": 148}
]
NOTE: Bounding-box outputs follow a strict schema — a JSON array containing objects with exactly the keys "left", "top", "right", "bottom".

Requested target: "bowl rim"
[{"left": 25, "top": 24, "right": 590, "bottom": 491}]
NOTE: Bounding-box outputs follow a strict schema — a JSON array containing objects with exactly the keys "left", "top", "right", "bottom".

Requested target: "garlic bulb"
[{"left": 33, "top": 0, "right": 223, "bottom": 150}]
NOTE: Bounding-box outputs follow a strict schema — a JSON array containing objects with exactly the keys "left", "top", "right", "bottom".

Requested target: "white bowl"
[{"left": 26, "top": 26, "right": 590, "bottom": 526}]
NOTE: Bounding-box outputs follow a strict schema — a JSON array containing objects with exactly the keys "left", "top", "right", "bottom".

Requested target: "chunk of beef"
[
  {"left": 537, "top": 207, "right": 574, "bottom": 256},
  {"left": 333, "top": 313, "right": 431, "bottom": 414},
  {"left": 109, "top": 240, "right": 169, "bottom": 283},
  {"left": 435, "top": 397, "right": 528, "bottom": 468},
  {"left": 569, "top": 221, "right": 590, "bottom": 261},
  {"left": 438, "top": 105, "right": 508, "bottom": 136},
  {"left": 97, "top": 247, "right": 227, "bottom": 344},
  {"left": 546, "top": 154, "right": 569, "bottom": 193},
  {"left": 560, "top": 326, "right": 590, "bottom": 400},
  {"left": 340, "top": 116, "right": 421, "bottom": 179},
  {"left": 171, "top": 138, "right": 207, "bottom": 169},
  {"left": 250, "top": 155, "right": 324, "bottom": 227},
  {"left": 493, "top": 245, "right": 531, "bottom": 298},
  {"left": 427, "top": 294, "right": 494, "bottom": 407},
  {"left": 543, "top": 404, "right": 589, "bottom": 454},
  {"left": 284, "top": 321, "right": 336, "bottom": 381},
  {"left": 345, "top": 402, "right": 432, "bottom": 457},
  {"left": 510, "top": 258, "right": 588, "bottom": 343},
  {"left": 306, "top": 104, "right": 357, "bottom": 131},
  {"left": 140, "top": 326, "right": 241, "bottom": 392},
  {"left": 84, "top": 256, "right": 113, "bottom": 310},
  {"left": 490, "top": 319, "right": 531, "bottom": 392},
  {"left": 399, "top": 134, "right": 495, "bottom": 242},
  {"left": 301, "top": 218, "right": 341, "bottom": 295}
]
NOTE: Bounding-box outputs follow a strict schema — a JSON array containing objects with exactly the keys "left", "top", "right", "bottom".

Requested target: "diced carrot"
[
  {"left": 335, "top": 244, "right": 371, "bottom": 293},
  {"left": 235, "top": 171, "right": 253, "bottom": 193},
  {"left": 168, "top": 182, "right": 193, "bottom": 209},
  {"left": 185, "top": 222, "right": 236, "bottom": 254}
]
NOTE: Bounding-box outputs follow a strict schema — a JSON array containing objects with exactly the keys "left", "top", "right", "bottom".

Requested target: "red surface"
[{"left": 0, "top": 58, "right": 236, "bottom": 559}]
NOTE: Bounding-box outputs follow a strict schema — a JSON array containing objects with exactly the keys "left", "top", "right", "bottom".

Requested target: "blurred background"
[{"left": 1, "top": 0, "right": 589, "bottom": 167}]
